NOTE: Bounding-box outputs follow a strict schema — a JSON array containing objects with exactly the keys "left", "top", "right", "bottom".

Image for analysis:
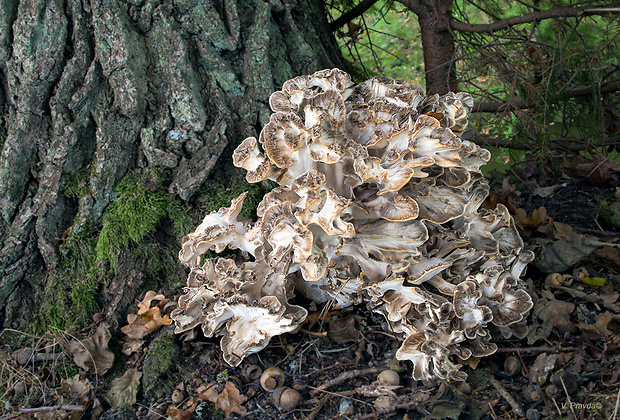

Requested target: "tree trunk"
[
  {"left": 401, "top": 0, "right": 456, "bottom": 94},
  {"left": 0, "top": 0, "right": 346, "bottom": 330}
]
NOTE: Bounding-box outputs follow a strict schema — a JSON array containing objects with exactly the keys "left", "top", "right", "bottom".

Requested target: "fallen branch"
[
  {"left": 490, "top": 378, "right": 525, "bottom": 418},
  {"left": 310, "top": 367, "right": 383, "bottom": 396},
  {"left": 451, "top": 5, "right": 620, "bottom": 34},
  {"left": 0, "top": 405, "right": 85, "bottom": 420}
]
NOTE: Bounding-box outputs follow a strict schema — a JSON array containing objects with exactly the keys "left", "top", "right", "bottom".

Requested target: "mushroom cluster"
[{"left": 172, "top": 69, "right": 534, "bottom": 382}]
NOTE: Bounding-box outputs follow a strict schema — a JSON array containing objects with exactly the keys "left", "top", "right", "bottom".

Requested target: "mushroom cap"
[{"left": 172, "top": 69, "right": 533, "bottom": 383}]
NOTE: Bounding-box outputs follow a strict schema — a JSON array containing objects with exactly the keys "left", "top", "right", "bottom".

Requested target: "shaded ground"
[{"left": 1, "top": 158, "right": 620, "bottom": 420}]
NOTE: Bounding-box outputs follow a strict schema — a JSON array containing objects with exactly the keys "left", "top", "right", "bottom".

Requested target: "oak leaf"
[
  {"left": 105, "top": 368, "right": 142, "bottom": 407},
  {"left": 69, "top": 324, "right": 115, "bottom": 375}
]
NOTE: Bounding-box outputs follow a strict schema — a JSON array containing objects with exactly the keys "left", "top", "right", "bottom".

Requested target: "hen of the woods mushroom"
[{"left": 171, "top": 69, "right": 534, "bottom": 383}]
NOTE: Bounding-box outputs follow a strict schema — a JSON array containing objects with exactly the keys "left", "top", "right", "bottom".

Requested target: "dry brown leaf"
[
  {"left": 141, "top": 307, "right": 173, "bottom": 330},
  {"left": 527, "top": 298, "right": 575, "bottom": 344},
  {"left": 198, "top": 383, "right": 220, "bottom": 403},
  {"left": 577, "top": 311, "right": 614, "bottom": 338},
  {"left": 121, "top": 338, "right": 146, "bottom": 356},
  {"left": 328, "top": 315, "right": 361, "bottom": 343},
  {"left": 215, "top": 381, "right": 247, "bottom": 416},
  {"left": 554, "top": 285, "right": 620, "bottom": 312},
  {"left": 592, "top": 247, "right": 620, "bottom": 272},
  {"left": 514, "top": 207, "right": 551, "bottom": 236},
  {"left": 121, "top": 314, "right": 150, "bottom": 340},
  {"left": 105, "top": 368, "right": 142, "bottom": 407},
  {"left": 529, "top": 353, "right": 558, "bottom": 385},
  {"left": 560, "top": 154, "right": 620, "bottom": 184},
  {"left": 137, "top": 291, "right": 166, "bottom": 315},
  {"left": 69, "top": 324, "right": 115, "bottom": 375},
  {"left": 552, "top": 222, "right": 576, "bottom": 240},
  {"left": 56, "top": 375, "right": 91, "bottom": 405},
  {"left": 166, "top": 401, "right": 198, "bottom": 420}
]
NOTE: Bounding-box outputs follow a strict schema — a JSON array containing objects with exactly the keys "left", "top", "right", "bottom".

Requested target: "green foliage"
[
  {"left": 329, "top": 0, "right": 619, "bottom": 166},
  {"left": 330, "top": 1, "right": 426, "bottom": 85}
]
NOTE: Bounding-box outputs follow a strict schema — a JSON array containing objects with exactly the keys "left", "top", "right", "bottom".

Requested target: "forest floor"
[{"left": 2, "top": 154, "right": 620, "bottom": 420}]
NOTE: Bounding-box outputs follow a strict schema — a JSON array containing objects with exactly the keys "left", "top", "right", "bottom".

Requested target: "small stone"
[
  {"left": 526, "top": 408, "right": 541, "bottom": 420},
  {"left": 459, "top": 381, "right": 472, "bottom": 394},
  {"left": 339, "top": 397, "right": 354, "bottom": 416}
]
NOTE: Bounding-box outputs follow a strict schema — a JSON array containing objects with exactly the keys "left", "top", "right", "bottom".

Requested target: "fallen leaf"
[
  {"left": 328, "top": 315, "right": 361, "bottom": 343},
  {"left": 105, "top": 368, "right": 142, "bottom": 407},
  {"left": 141, "top": 307, "right": 173, "bottom": 330},
  {"left": 56, "top": 375, "right": 91, "bottom": 405},
  {"left": 528, "top": 298, "right": 575, "bottom": 344},
  {"left": 166, "top": 401, "right": 198, "bottom": 420},
  {"left": 592, "top": 247, "right": 620, "bottom": 272},
  {"left": 515, "top": 207, "right": 551, "bottom": 236},
  {"left": 560, "top": 153, "right": 620, "bottom": 184},
  {"left": 529, "top": 353, "right": 558, "bottom": 385},
  {"left": 534, "top": 234, "right": 613, "bottom": 273},
  {"left": 69, "top": 324, "right": 115, "bottom": 375},
  {"left": 216, "top": 381, "right": 247, "bottom": 416},
  {"left": 200, "top": 382, "right": 247, "bottom": 416},
  {"left": 121, "top": 338, "right": 146, "bottom": 356},
  {"left": 137, "top": 291, "right": 166, "bottom": 315},
  {"left": 554, "top": 285, "right": 620, "bottom": 312},
  {"left": 577, "top": 311, "right": 615, "bottom": 338},
  {"left": 583, "top": 277, "right": 607, "bottom": 287}
]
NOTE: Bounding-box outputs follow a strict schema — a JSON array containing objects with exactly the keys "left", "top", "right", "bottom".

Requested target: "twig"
[
  {"left": 300, "top": 328, "right": 328, "bottom": 337},
  {"left": 495, "top": 346, "right": 578, "bottom": 354},
  {"left": 579, "top": 382, "right": 595, "bottom": 420},
  {"left": 0, "top": 404, "right": 84, "bottom": 420},
  {"left": 305, "top": 385, "right": 369, "bottom": 405},
  {"left": 306, "top": 394, "right": 330, "bottom": 420},
  {"left": 612, "top": 387, "right": 620, "bottom": 420},
  {"left": 355, "top": 400, "right": 420, "bottom": 419},
  {"left": 490, "top": 378, "right": 525, "bottom": 418},
  {"left": 310, "top": 367, "right": 383, "bottom": 396},
  {"left": 560, "top": 376, "right": 578, "bottom": 420}
]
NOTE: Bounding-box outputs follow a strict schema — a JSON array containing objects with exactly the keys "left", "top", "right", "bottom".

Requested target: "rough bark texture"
[
  {"left": 0, "top": 0, "right": 346, "bottom": 330},
  {"left": 398, "top": 0, "right": 456, "bottom": 95}
]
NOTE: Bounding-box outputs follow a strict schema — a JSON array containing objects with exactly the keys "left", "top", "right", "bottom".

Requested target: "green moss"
[
  {"left": 33, "top": 234, "right": 102, "bottom": 334},
  {"left": 142, "top": 331, "right": 180, "bottom": 398},
  {"left": 96, "top": 170, "right": 193, "bottom": 267},
  {"left": 200, "top": 177, "right": 272, "bottom": 221}
]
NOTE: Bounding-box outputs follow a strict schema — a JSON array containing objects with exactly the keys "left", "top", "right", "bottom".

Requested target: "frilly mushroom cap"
[{"left": 173, "top": 69, "right": 534, "bottom": 383}]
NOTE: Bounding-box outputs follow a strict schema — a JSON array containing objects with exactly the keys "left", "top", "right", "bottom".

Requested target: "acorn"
[
  {"left": 245, "top": 364, "right": 263, "bottom": 380},
  {"left": 272, "top": 387, "right": 301, "bottom": 410},
  {"left": 504, "top": 356, "right": 521, "bottom": 377},
  {"left": 377, "top": 369, "right": 400, "bottom": 385},
  {"left": 260, "top": 367, "right": 286, "bottom": 391},
  {"left": 171, "top": 389, "right": 184, "bottom": 404}
]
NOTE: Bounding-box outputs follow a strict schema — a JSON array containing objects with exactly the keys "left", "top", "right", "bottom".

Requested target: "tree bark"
[
  {"left": 398, "top": 0, "right": 457, "bottom": 95},
  {"left": 0, "top": 0, "right": 346, "bottom": 330}
]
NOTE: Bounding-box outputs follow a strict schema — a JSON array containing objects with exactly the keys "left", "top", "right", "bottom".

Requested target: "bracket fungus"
[{"left": 172, "top": 69, "right": 534, "bottom": 383}]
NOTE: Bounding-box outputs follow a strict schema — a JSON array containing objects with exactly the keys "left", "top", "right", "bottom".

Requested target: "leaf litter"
[{"left": 2, "top": 154, "right": 620, "bottom": 419}]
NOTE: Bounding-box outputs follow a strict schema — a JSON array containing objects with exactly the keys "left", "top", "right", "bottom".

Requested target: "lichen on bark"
[{"left": 0, "top": 0, "right": 346, "bottom": 330}]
